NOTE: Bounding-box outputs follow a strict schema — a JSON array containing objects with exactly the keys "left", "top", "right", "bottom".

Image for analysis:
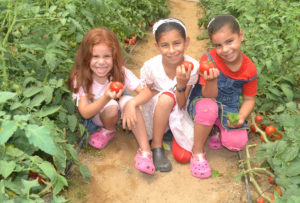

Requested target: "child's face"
[
  {"left": 90, "top": 43, "right": 113, "bottom": 82},
  {"left": 155, "top": 29, "right": 189, "bottom": 67},
  {"left": 211, "top": 25, "right": 244, "bottom": 66}
]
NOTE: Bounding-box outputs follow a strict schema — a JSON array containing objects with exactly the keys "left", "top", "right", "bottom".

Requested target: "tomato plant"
[
  {"left": 110, "top": 81, "right": 124, "bottom": 93},
  {"left": 181, "top": 61, "right": 194, "bottom": 71}
]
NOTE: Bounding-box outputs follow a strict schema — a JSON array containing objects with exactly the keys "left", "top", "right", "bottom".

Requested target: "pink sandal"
[
  {"left": 88, "top": 128, "right": 115, "bottom": 149},
  {"left": 190, "top": 153, "right": 211, "bottom": 178},
  {"left": 208, "top": 125, "right": 224, "bottom": 150},
  {"left": 134, "top": 149, "right": 155, "bottom": 175}
]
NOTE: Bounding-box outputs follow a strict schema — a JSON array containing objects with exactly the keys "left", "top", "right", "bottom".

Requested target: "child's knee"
[
  {"left": 157, "top": 92, "right": 176, "bottom": 110},
  {"left": 222, "top": 129, "right": 248, "bottom": 151},
  {"left": 194, "top": 99, "right": 218, "bottom": 125}
]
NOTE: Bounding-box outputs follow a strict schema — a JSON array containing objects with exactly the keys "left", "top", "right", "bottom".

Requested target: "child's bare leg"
[
  {"left": 100, "top": 105, "right": 119, "bottom": 130},
  {"left": 193, "top": 123, "right": 213, "bottom": 154},
  {"left": 131, "top": 107, "right": 151, "bottom": 152},
  {"left": 151, "top": 93, "right": 174, "bottom": 172},
  {"left": 152, "top": 94, "right": 174, "bottom": 148}
]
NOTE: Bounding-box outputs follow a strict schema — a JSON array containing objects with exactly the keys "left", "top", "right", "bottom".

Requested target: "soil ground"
[{"left": 63, "top": 0, "right": 273, "bottom": 202}]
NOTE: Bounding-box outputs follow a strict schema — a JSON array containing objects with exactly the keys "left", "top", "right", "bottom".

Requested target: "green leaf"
[
  {"left": 0, "top": 121, "right": 18, "bottom": 145},
  {"left": 281, "top": 145, "right": 299, "bottom": 162},
  {"left": 38, "top": 161, "right": 57, "bottom": 183},
  {"left": 23, "top": 87, "right": 43, "bottom": 98},
  {"left": 25, "top": 124, "right": 56, "bottom": 156},
  {"left": 29, "top": 93, "right": 45, "bottom": 108},
  {"left": 45, "top": 50, "right": 56, "bottom": 72},
  {"left": 67, "top": 115, "right": 77, "bottom": 132},
  {"left": 20, "top": 179, "right": 40, "bottom": 197},
  {"left": 286, "top": 161, "right": 300, "bottom": 176},
  {"left": 0, "top": 92, "right": 16, "bottom": 103},
  {"left": 34, "top": 105, "right": 61, "bottom": 118},
  {"left": 43, "top": 85, "right": 54, "bottom": 104},
  {"left": 10, "top": 102, "right": 23, "bottom": 110},
  {"left": 53, "top": 174, "right": 68, "bottom": 195},
  {"left": 280, "top": 83, "right": 294, "bottom": 101},
  {"left": 225, "top": 112, "right": 239, "bottom": 125},
  {"left": 0, "top": 160, "right": 16, "bottom": 178}
]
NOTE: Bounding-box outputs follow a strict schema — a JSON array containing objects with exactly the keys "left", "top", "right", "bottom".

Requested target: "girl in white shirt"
[{"left": 140, "top": 18, "right": 199, "bottom": 172}]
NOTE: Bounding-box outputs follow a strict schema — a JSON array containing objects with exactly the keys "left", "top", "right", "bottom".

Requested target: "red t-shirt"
[{"left": 199, "top": 49, "right": 257, "bottom": 96}]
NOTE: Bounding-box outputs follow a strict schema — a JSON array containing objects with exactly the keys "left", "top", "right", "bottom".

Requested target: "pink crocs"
[
  {"left": 190, "top": 153, "right": 211, "bottom": 178},
  {"left": 88, "top": 128, "right": 115, "bottom": 149},
  {"left": 134, "top": 149, "right": 155, "bottom": 175},
  {"left": 208, "top": 125, "right": 224, "bottom": 150}
]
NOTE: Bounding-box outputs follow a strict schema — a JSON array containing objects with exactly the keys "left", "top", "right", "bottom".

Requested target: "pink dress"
[
  {"left": 140, "top": 54, "right": 199, "bottom": 151},
  {"left": 72, "top": 67, "right": 142, "bottom": 126}
]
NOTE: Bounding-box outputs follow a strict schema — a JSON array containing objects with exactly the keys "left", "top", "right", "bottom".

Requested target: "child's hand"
[
  {"left": 226, "top": 112, "right": 245, "bottom": 128},
  {"left": 198, "top": 68, "right": 220, "bottom": 81},
  {"left": 121, "top": 99, "right": 137, "bottom": 130},
  {"left": 105, "top": 82, "right": 124, "bottom": 99},
  {"left": 176, "top": 63, "right": 192, "bottom": 88}
]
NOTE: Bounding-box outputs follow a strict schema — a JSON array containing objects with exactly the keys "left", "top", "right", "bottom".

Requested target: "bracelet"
[{"left": 176, "top": 85, "right": 186, "bottom": 93}]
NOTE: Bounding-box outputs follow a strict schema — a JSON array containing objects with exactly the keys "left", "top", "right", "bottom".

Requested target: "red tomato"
[
  {"left": 110, "top": 81, "right": 124, "bottom": 93},
  {"left": 275, "top": 134, "right": 282, "bottom": 140},
  {"left": 268, "top": 176, "right": 275, "bottom": 184},
  {"left": 38, "top": 176, "right": 44, "bottom": 184},
  {"left": 275, "top": 186, "right": 282, "bottom": 196},
  {"left": 270, "top": 196, "right": 275, "bottom": 201},
  {"left": 28, "top": 171, "right": 38, "bottom": 179},
  {"left": 181, "top": 61, "right": 194, "bottom": 71},
  {"left": 257, "top": 197, "right": 264, "bottom": 203},
  {"left": 125, "top": 38, "right": 130, "bottom": 43},
  {"left": 149, "top": 22, "right": 154, "bottom": 27},
  {"left": 260, "top": 135, "right": 265, "bottom": 142},
  {"left": 199, "top": 59, "right": 214, "bottom": 75},
  {"left": 130, "top": 38, "right": 136, "bottom": 45},
  {"left": 265, "top": 125, "right": 276, "bottom": 136},
  {"left": 255, "top": 115, "right": 263, "bottom": 123},
  {"left": 250, "top": 124, "right": 256, "bottom": 133}
]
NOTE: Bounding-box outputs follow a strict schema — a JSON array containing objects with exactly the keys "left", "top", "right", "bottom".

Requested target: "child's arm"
[
  {"left": 78, "top": 84, "right": 122, "bottom": 119},
  {"left": 121, "top": 85, "right": 152, "bottom": 129},
  {"left": 201, "top": 68, "right": 220, "bottom": 98},
  {"left": 227, "top": 95, "right": 256, "bottom": 128},
  {"left": 176, "top": 64, "right": 193, "bottom": 108}
]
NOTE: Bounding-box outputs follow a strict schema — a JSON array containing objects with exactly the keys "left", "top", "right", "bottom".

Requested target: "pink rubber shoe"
[
  {"left": 134, "top": 149, "right": 155, "bottom": 175},
  {"left": 208, "top": 125, "right": 224, "bottom": 150},
  {"left": 190, "top": 153, "right": 211, "bottom": 178},
  {"left": 88, "top": 128, "right": 115, "bottom": 149}
]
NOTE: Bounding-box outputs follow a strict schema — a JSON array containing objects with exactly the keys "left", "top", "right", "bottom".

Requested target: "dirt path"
[{"left": 64, "top": 0, "right": 259, "bottom": 202}]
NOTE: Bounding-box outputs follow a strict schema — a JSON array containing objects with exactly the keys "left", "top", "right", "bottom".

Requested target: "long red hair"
[{"left": 67, "top": 27, "right": 125, "bottom": 98}]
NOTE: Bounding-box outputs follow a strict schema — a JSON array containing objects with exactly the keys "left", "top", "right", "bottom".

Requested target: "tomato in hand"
[
  {"left": 199, "top": 59, "right": 214, "bottom": 75},
  {"left": 181, "top": 61, "right": 194, "bottom": 70},
  {"left": 257, "top": 197, "right": 264, "bottom": 203},
  {"left": 110, "top": 81, "right": 124, "bottom": 93},
  {"left": 265, "top": 125, "right": 276, "bottom": 136}
]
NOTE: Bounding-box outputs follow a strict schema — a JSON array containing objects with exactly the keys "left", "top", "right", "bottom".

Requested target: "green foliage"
[{"left": 0, "top": 0, "right": 169, "bottom": 201}]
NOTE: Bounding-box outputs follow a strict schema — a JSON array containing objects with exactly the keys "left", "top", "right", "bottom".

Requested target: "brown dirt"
[{"left": 63, "top": 0, "right": 273, "bottom": 202}]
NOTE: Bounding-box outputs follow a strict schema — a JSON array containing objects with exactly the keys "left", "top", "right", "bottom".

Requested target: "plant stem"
[
  {"left": 1, "top": 1, "right": 18, "bottom": 86},
  {"left": 245, "top": 144, "right": 272, "bottom": 202}
]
